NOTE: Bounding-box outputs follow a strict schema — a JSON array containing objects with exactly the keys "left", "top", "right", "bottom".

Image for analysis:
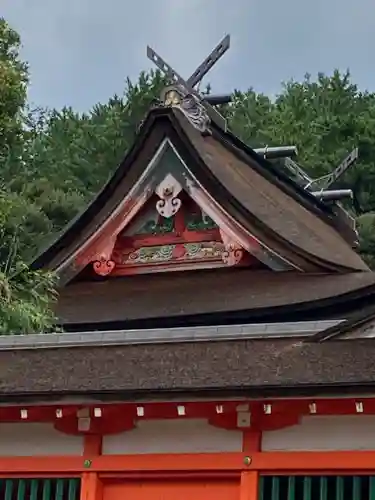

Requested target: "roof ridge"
[{"left": 208, "top": 121, "right": 359, "bottom": 246}]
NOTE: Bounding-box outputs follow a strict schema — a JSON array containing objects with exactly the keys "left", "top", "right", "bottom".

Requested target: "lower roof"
[
  {"left": 57, "top": 269, "right": 375, "bottom": 328},
  {"left": 2, "top": 338, "right": 375, "bottom": 400}
]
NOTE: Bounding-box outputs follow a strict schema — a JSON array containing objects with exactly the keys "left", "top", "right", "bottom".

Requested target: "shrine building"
[{"left": 2, "top": 36, "right": 375, "bottom": 500}]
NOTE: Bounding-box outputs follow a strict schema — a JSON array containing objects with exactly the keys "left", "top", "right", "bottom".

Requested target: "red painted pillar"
[
  {"left": 241, "top": 429, "right": 261, "bottom": 500},
  {"left": 81, "top": 434, "right": 103, "bottom": 500}
]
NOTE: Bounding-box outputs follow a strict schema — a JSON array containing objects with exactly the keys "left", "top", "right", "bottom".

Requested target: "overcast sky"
[{"left": 2, "top": 0, "right": 374, "bottom": 112}]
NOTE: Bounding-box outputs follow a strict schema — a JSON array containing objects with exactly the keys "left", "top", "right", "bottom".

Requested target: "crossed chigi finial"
[
  {"left": 147, "top": 35, "right": 231, "bottom": 130},
  {"left": 147, "top": 37, "right": 359, "bottom": 205}
]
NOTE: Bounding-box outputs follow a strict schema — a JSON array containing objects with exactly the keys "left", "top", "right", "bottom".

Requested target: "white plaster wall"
[
  {"left": 102, "top": 418, "right": 242, "bottom": 454},
  {"left": 262, "top": 415, "right": 375, "bottom": 451},
  {"left": 0, "top": 423, "right": 83, "bottom": 456}
]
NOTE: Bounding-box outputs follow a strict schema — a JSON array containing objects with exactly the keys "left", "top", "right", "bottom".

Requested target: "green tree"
[
  {"left": 0, "top": 18, "right": 57, "bottom": 333},
  {"left": 0, "top": 17, "right": 28, "bottom": 186},
  {"left": 0, "top": 264, "right": 58, "bottom": 335},
  {"left": 21, "top": 71, "right": 167, "bottom": 240}
]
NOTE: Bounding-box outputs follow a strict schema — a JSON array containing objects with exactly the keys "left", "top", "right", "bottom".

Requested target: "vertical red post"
[
  {"left": 80, "top": 473, "right": 102, "bottom": 500},
  {"left": 240, "top": 472, "right": 259, "bottom": 500},
  {"left": 81, "top": 434, "right": 103, "bottom": 500},
  {"left": 241, "top": 429, "right": 261, "bottom": 500}
]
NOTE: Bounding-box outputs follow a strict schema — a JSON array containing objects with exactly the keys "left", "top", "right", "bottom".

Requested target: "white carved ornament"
[{"left": 155, "top": 174, "right": 182, "bottom": 218}]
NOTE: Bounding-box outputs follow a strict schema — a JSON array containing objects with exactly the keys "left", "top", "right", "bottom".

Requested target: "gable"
[
  {"left": 33, "top": 107, "right": 369, "bottom": 289},
  {"left": 110, "top": 195, "right": 239, "bottom": 276},
  {"left": 91, "top": 193, "right": 262, "bottom": 277},
  {"left": 75, "top": 141, "right": 272, "bottom": 279}
]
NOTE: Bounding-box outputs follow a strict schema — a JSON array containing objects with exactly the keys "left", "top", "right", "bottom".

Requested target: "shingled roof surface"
[
  {"left": 57, "top": 269, "right": 375, "bottom": 327},
  {"left": 178, "top": 114, "right": 368, "bottom": 272},
  {"left": 2, "top": 339, "right": 375, "bottom": 399}
]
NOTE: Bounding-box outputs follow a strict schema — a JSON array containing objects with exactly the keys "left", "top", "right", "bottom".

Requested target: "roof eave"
[
  {"left": 30, "top": 108, "right": 172, "bottom": 271},
  {"left": 2, "top": 381, "right": 375, "bottom": 404}
]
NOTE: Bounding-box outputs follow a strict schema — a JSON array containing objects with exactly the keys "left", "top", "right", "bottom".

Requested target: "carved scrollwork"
[
  {"left": 222, "top": 245, "right": 243, "bottom": 266},
  {"left": 156, "top": 197, "right": 181, "bottom": 218},
  {"left": 91, "top": 235, "right": 117, "bottom": 276},
  {"left": 92, "top": 257, "right": 115, "bottom": 276},
  {"left": 155, "top": 174, "right": 182, "bottom": 218},
  {"left": 161, "top": 86, "right": 210, "bottom": 134},
  {"left": 219, "top": 229, "right": 243, "bottom": 266},
  {"left": 180, "top": 94, "right": 210, "bottom": 133}
]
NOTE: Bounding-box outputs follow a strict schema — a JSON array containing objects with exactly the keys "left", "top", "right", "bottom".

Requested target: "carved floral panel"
[{"left": 113, "top": 241, "right": 224, "bottom": 267}]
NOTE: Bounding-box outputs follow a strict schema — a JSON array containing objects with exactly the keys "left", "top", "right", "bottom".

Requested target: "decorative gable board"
[
  {"left": 122, "top": 195, "right": 218, "bottom": 237},
  {"left": 111, "top": 194, "right": 225, "bottom": 274},
  {"left": 73, "top": 139, "right": 293, "bottom": 281}
]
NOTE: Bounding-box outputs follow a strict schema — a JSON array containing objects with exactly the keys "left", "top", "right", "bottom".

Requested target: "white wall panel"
[
  {"left": 262, "top": 415, "right": 375, "bottom": 451},
  {"left": 0, "top": 423, "right": 83, "bottom": 456},
  {"left": 103, "top": 418, "right": 242, "bottom": 454}
]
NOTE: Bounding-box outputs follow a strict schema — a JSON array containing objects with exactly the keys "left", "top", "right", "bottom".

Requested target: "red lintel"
[{"left": 1, "top": 398, "right": 375, "bottom": 435}]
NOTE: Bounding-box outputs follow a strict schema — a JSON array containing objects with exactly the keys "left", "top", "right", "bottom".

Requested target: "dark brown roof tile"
[
  {"left": 2, "top": 339, "right": 375, "bottom": 398},
  {"left": 57, "top": 269, "right": 375, "bottom": 325},
  {"left": 176, "top": 112, "right": 367, "bottom": 272}
]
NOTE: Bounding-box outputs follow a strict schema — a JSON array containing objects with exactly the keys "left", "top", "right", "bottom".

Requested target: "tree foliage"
[
  {"left": 2, "top": 18, "right": 375, "bottom": 333},
  {"left": 229, "top": 71, "right": 375, "bottom": 208},
  {"left": 0, "top": 18, "right": 57, "bottom": 333}
]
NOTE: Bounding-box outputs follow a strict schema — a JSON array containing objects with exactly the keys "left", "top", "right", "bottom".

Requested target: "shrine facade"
[{"left": 2, "top": 36, "right": 375, "bottom": 500}]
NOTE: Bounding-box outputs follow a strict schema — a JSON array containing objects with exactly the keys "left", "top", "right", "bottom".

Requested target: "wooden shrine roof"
[
  {"left": 28, "top": 102, "right": 375, "bottom": 333},
  {"left": 177, "top": 114, "right": 367, "bottom": 272},
  {"left": 8, "top": 40, "right": 375, "bottom": 395},
  {"left": 2, "top": 338, "right": 375, "bottom": 400},
  {"left": 33, "top": 106, "right": 367, "bottom": 280}
]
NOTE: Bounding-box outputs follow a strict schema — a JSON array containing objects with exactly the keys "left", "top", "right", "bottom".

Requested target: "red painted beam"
[{"left": 1, "top": 398, "right": 374, "bottom": 435}]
